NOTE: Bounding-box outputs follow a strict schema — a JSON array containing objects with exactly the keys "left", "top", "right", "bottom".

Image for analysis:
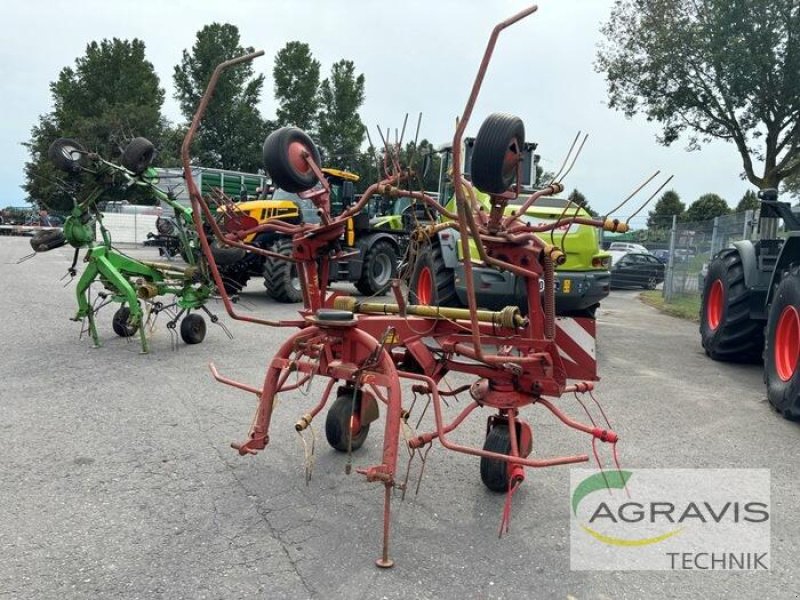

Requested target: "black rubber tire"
[
  {"left": 121, "top": 137, "right": 156, "bottom": 175},
  {"left": 644, "top": 275, "right": 659, "bottom": 290},
  {"left": 219, "top": 270, "right": 250, "bottom": 295},
  {"left": 355, "top": 240, "right": 398, "bottom": 296},
  {"left": 470, "top": 113, "right": 525, "bottom": 194},
  {"left": 764, "top": 268, "right": 800, "bottom": 420},
  {"left": 325, "top": 388, "right": 370, "bottom": 452},
  {"left": 480, "top": 425, "right": 511, "bottom": 493},
  {"left": 210, "top": 245, "right": 247, "bottom": 266},
  {"left": 264, "top": 239, "right": 303, "bottom": 303},
  {"left": 263, "top": 127, "right": 321, "bottom": 193},
  {"left": 29, "top": 229, "right": 67, "bottom": 252},
  {"left": 700, "top": 248, "right": 764, "bottom": 363},
  {"left": 408, "top": 241, "right": 459, "bottom": 307},
  {"left": 48, "top": 138, "right": 86, "bottom": 173},
  {"left": 180, "top": 313, "right": 206, "bottom": 344},
  {"left": 112, "top": 306, "right": 139, "bottom": 337}
]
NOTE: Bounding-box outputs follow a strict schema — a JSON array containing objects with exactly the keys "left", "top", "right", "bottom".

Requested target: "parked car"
[
  {"left": 608, "top": 241, "right": 651, "bottom": 254},
  {"left": 610, "top": 251, "right": 666, "bottom": 289},
  {"left": 652, "top": 249, "right": 670, "bottom": 264}
]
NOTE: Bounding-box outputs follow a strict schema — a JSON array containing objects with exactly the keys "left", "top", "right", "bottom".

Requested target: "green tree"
[
  {"left": 736, "top": 189, "right": 760, "bottom": 212},
  {"left": 685, "top": 193, "right": 731, "bottom": 222},
  {"left": 273, "top": 42, "right": 321, "bottom": 133},
  {"left": 567, "top": 188, "right": 599, "bottom": 217},
  {"left": 23, "top": 38, "right": 167, "bottom": 211},
  {"left": 174, "top": 23, "right": 266, "bottom": 171},
  {"left": 597, "top": 0, "right": 800, "bottom": 190},
  {"left": 317, "top": 60, "right": 366, "bottom": 167},
  {"left": 647, "top": 189, "right": 685, "bottom": 228}
]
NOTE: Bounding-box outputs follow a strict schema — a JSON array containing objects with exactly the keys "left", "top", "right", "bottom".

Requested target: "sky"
[{"left": 2, "top": 0, "right": 756, "bottom": 227}]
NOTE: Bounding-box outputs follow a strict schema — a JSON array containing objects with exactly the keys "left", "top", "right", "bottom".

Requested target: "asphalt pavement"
[{"left": 1, "top": 237, "right": 799, "bottom": 600}]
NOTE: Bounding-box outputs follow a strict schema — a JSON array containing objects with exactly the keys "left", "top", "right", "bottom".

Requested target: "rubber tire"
[
  {"left": 470, "top": 113, "right": 525, "bottom": 194},
  {"left": 264, "top": 239, "right": 303, "bottom": 303},
  {"left": 48, "top": 138, "right": 86, "bottom": 173},
  {"left": 263, "top": 127, "right": 321, "bottom": 193},
  {"left": 408, "top": 242, "right": 459, "bottom": 307},
  {"left": 355, "top": 240, "right": 398, "bottom": 296},
  {"left": 480, "top": 425, "right": 511, "bottom": 493},
  {"left": 764, "top": 268, "right": 800, "bottom": 420},
  {"left": 644, "top": 275, "right": 658, "bottom": 290},
  {"left": 30, "top": 229, "right": 67, "bottom": 252},
  {"left": 325, "top": 388, "right": 370, "bottom": 452},
  {"left": 121, "top": 137, "right": 156, "bottom": 175},
  {"left": 217, "top": 268, "right": 250, "bottom": 295},
  {"left": 700, "top": 248, "right": 764, "bottom": 363},
  {"left": 180, "top": 313, "right": 206, "bottom": 344},
  {"left": 112, "top": 306, "right": 139, "bottom": 337}
]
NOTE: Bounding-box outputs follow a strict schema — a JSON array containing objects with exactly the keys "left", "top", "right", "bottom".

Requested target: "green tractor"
[
  {"left": 32, "top": 137, "right": 226, "bottom": 353},
  {"left": 408, "top": 134, "right": 611, "bottom": 317},
  {"left": 700, "top": 188, "right": 800, "bottom": 419}
]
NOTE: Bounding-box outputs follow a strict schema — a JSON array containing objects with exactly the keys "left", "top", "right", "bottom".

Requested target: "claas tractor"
[{"left": 700, "top": 188, "right": 800, "bottom": 419}]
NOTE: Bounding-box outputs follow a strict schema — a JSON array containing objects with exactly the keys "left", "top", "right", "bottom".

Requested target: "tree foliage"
[
  {"left": 685, "top": 193, "right": 731, "bottom": 222},
  {"left": 647, "top": 189, "right": 685, "bottom": 228},
  {"left": 316, "top": 60, "right": 366, "bottom": 167},
  {"left": 736, "top": 189, "right": 760, "bottom": 212},
  {"left": 567, "top": 188, "right": 599, "bottom": 217},
  {"left": 23, "top": 38, "right": 166, "bottom": 211},
  {"left": 174, "top": 23, "right": 266, "bottom": 171},
  {"left": 597, "top": 0, "right": 800, "bottom": 189},
  {"left": 273, "top": 42, "right": 321, "bottom": 133}
]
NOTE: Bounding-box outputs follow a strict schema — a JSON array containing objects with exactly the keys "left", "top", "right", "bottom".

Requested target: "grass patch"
[{"left": 639, "top": 290, "right": 701, "bottom": 322}]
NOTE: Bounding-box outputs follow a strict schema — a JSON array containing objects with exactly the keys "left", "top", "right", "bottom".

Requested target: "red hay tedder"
[{"left": 181, "top": 5, "right": 633, "bottom": 567}]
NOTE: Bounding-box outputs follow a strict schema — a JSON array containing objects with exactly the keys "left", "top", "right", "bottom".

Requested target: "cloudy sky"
[{"left": 2, "top": 0, "right": 754, "bottom": 225}]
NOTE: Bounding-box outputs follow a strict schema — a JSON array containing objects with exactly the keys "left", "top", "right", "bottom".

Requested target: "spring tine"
[
  {"left": 548, "top": 131, "right": 581, "bottom": 185},
  {"left": 414, "top": 443, "right": 433, "bottom": 497},
  {"left": 555, "top": 133, "right": 589, "bottom": 184},
  {"left": 625, "top": 175, "right": 674, "bottom": 225},
  {"left": 604, "top": 171, "right": 660, "bottom": 218}
]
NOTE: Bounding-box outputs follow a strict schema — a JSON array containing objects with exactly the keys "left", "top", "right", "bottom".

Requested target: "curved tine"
[
  {"left": 550, "top": 196, "right": 583, "bottom": 246},
  {"left": 548, "top": 131, "right": 581, "bottom": 185},
  {"left": 376, "top": 125, "right": 393, "bottom": 177},
  {"left": 625, "top": 175, "right": 674, "bottom": 225},
  {"left": 554, "top": 133, "right": 589, "bottom": 185},
  {"left": 603, "top": 171, "right": 660, "bottom": 219}
]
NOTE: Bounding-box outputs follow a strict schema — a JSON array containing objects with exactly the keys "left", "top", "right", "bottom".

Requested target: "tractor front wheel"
[
  {"left": 409, "top": 242, "right": 458, "bottom": 307},
  {"left": 765, "top": 269, "right": 800, "bottom": 420},
  {"left": 356, "top": 240, "right": 397, "bottom": 296},
  {"left": 699, "top": 248, "right": 763, "bottom": 362}
]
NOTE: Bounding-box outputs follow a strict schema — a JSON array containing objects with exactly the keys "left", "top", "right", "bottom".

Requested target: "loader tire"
[
  {"left": 764, "top": 268, "right": 800, "bottom": 420},
  {"left": 264, "top": 239, "right": 303, "bottom": 303},
  {"left": 700, "top": 248, "right": 763, "bottom": 362}
]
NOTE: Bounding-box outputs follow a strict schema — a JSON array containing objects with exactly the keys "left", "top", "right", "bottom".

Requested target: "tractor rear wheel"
[
  {"left": 325, "top": 388, "right": 370, "bottom": 452},
  {"left": 356, "top": 240, "right": 397, "bottom": 296},
  {"left": 409, "top": 242, "right": 458, "bottom": 307},
  {"left": 121, "top": 137, "right": 156, "bottom": 175},
  {"left": 264, "top": 239, "right": 303, "bottom": 303},
  {"left": 262, "top": 127, "right": 321, "bottom": 193},
  {"left": 470, "top": 113, "right": 525, "bottom": 194},
  {"left": 480, "top": 425, "right": 511, "bottom": 493},
  {"left": 700, "top": 248, "right": 763, "bottom": 362},
  {"left": 764, "top": 269, "right": 800, "bottom": 420}
]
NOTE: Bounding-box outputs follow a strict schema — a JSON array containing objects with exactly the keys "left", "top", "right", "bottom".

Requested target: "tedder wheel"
[
  {"left": 409, "top": 242, "right": 458, "bottom": 307},
  {"left": 121, "top": 137, "right": 156, "bottom": 175},
  {"left": 325, "top": 388, "right": 370, "bottom": 452},
  {"left": 764, "top": 268, "right": 800, "bottom": 420},
  {"left": 470, "top": 113, "right": 525, "bottom": 195},
  {"left": 112, "top": 306, "right": 139, "bottom": 338},
  {"left": 263, "top": 127, "right": 321, "bottom": 193},
  {"left": 180, "top": 313, "right": 206, "bottom": 344},
  {"left": 699, "top": 248, "right": 763, "bottom": 362},
  {"left": 264, "top": 239, "right": 303, "bottom": 303},
  {"left": 356, "top": 240, "right": 398, "bottom": 296},
  {"left": 480, "top": 425, "right": 512, "bottom": 493},
  {"left": 29, "top": 229, "right": 67, "bottom": 252},
  {"left": 48, "top": 138, "right": 86, "bottom": 173}
]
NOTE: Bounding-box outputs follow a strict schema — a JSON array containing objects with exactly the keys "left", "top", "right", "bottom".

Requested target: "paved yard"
[{"left": 1, "top": 237, "right": 798, "bottom": 599}]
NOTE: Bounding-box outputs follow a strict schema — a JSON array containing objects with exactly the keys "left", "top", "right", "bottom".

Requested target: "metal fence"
[{"left": 661, "top": 210, "right": 758, "bottom": 301}]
